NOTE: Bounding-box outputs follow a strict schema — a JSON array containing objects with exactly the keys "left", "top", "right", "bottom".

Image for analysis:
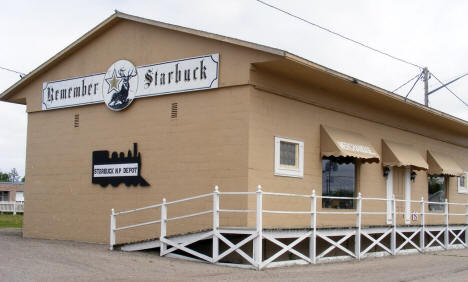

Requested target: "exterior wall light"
[
  {"left": 383, "top": 166, "right": 390, "bottom": 178},
  {"left": 411, "top": 171, "right": 417, "bottom": 182}
]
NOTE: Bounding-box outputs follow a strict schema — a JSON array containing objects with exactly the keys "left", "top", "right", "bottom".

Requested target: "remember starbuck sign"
[{"left": 42, "top": 54, "right": 219, "bottom": 111}]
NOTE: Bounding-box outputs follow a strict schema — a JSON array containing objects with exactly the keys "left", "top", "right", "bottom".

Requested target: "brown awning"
[
  {"left": 382, "top": 140, "right": 428, "bottom": 170},
  {"left": 427, "top": 150, "right": 464, "bottom": 176},
  {"left": 320, "top": 125, "right": 380, "bottom": 163}
]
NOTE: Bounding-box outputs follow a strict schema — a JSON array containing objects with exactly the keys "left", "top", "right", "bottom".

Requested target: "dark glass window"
[
  {"left": 280, "top": 141, "right": 297, "bottom": 167},
  {"left": 0, "top": 191, "right": 9, "bottom": 202},
  {"left": 428, "top": 175, "right": 446, "bottom": 211},
  {"left": 322, "top": 157, "right": 356, "bottom": 209}
]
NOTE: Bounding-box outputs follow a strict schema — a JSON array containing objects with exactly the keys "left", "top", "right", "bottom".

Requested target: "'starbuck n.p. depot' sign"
[
  {"left": 92, "top": 143, "right": 149, "bottom": 187},
  {"left": 42, "top": 54, "right": 219, "bottom": 111}
]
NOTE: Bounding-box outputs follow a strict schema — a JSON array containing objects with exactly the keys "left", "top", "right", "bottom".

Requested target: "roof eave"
[
  {"left": 283, "top": 52, "right": 468, "bottom": 128},
  {"left": 0, "top": 11, "right": 286, "bottom": 103},
  {"left": 115, "top": 12, "right": 286, "bottom": 57}
]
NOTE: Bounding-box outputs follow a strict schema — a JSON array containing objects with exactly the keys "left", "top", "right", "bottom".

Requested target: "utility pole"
[{"left": 423, "top": 67, "right": 429, "bottom": 106}]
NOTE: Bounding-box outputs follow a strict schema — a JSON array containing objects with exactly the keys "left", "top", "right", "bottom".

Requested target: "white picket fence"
[
  {"left": 0, "top": 201, "right": 24, "bottom": 215},
  {"left": 110, "top": 186, "right": 468, "bottom": 269}
]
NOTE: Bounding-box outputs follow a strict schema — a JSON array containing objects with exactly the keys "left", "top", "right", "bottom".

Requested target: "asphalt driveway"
[{"left": 1, "top": 228, "right": 468, "bottom": 281}]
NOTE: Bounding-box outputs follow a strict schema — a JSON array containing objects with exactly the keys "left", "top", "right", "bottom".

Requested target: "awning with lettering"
[
  {"left": 382, "top": 140, "right": 428, "bottom": 170},
  {"left": 320, "top": 125, "right": 380, "bottom": 163},
  {"left": 427, "top": 150, "right": 464, "bottom": 176}
]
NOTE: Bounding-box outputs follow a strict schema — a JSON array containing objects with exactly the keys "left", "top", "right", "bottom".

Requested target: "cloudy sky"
[{"left": 1, "top": 0, "right": 467, "bottom": 178}]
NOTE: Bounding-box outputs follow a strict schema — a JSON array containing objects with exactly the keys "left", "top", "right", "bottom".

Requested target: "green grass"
[{"left": 0, "top": 214, "right": 23, "bottom": 228}]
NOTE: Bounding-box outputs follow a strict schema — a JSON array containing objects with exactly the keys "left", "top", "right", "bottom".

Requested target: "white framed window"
[
  {"left": 274, "top": 136, "right": 304, "bottom": 178},
  {"left": 458, "top": 172, "right": 468, "bottom": 194},
  {"left": 15, "top": 191, "right": 24, "bottom": 202}
]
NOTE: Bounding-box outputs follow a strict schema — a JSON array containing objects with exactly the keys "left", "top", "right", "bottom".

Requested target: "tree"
[
  {"left": 21, "top": 176, "right": 25, "bottom": 183},
  {"left": 0, "top": 172, "right": 9, "bottom": 182},
  {"left": 8, "top": 168, "right": 19, "bottom": 183}
]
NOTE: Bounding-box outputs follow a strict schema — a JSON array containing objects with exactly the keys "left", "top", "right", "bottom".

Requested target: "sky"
[{"left": 1, "top": 0, "right": 468, "bottom": 178}]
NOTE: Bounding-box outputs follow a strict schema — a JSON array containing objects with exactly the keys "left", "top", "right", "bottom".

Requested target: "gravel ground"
[{"left": 1, "top": 228, "right": 468, "bottom": 282}]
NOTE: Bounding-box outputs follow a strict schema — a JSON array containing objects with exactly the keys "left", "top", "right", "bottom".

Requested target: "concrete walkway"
[{"left": 1, "top": 228, "right": 467, "bottom": 281}]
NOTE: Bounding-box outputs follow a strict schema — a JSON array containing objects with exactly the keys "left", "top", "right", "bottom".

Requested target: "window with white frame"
[
  {"left": 274, "top": 137, "right": 304, "bottom": 178},
  {"left": 458, "top": 172, "right": 468, "bottom": 194},
  {"left": 15, "top": 191, "right": 24, "bottom": 202}
]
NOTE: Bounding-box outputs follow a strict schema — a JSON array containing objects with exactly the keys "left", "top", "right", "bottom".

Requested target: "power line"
[
  {"left": 430, "top": 72, "right": 468, "bottom": 107},
  {"left": 392, "top": 72, "right": 422, "bottom": 93},
  {"left": 255, "top": 0, "right": 467, "bottom": 113},
  {"left": 404, "top": 73, "right": 421, "bottom": 100},
  {"left": 0, "top": 66, "right": 25, "bottom": 77},
  {"left": 255, "top": 0, "right": 423, "bottom": 70}
]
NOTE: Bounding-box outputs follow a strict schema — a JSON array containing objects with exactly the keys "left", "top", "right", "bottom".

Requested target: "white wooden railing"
[
  {"left": 0, "top": 201, "right": 24, "bottom": 215},
  {"left": 110, "top": 186, "right": 468, "bottom": 269}
]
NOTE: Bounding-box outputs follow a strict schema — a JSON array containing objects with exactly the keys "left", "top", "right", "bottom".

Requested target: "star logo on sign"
[{"left": 105, "top": 69, "right": 121, "bottom": 94}]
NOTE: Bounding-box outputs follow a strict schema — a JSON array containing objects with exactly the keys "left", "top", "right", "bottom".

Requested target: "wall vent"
[
  {"left": 171, "top": 103, "right": 178, "bottom": 119},
  {"left": 74, "top": 114, "right": 79, "bottom": 128}
]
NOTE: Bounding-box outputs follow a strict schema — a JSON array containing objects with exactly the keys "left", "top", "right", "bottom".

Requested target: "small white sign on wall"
[
  {"left": 93, "top": 163, "right": 139, "bottom": 178},
  {"left": 458, "top": 172, "right": 468, "bottom": 194}
]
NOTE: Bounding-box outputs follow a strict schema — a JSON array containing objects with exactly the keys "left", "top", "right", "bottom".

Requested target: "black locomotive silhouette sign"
[{"left": 92, "top": 143, "right": 149, "bottom": 187}]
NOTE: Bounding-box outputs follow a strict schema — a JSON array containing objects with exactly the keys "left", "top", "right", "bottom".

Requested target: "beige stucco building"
[{"left": 1, "top": 13, "right": 467, "bottom": 266}]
